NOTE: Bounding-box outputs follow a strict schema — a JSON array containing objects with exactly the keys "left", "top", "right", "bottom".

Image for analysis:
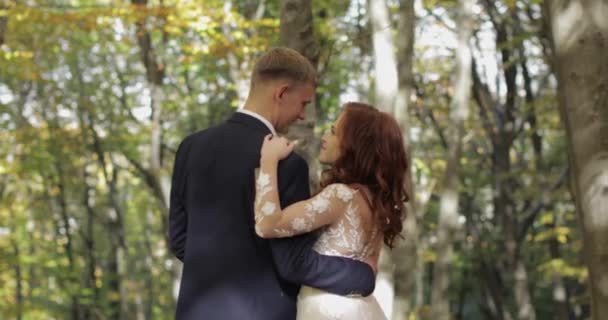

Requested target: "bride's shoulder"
[{"left": 320, "top": 183, "right": 357, "bottom": 203}]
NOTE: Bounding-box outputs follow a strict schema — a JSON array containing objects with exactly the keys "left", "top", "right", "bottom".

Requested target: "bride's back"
[{"left": 312, "top": 184, "right": 382, "bottom": 263}]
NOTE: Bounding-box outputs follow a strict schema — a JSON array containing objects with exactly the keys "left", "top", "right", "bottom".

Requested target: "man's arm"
[
  {"left": 169, "top": 136, "right": 193, "bottom": 262},
  {"left": 268, "top": 154, "right": 376, "bottom": 296}
]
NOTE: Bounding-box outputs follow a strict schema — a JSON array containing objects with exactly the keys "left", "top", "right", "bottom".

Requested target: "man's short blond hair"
[{"left": 250, "top": 47, "right": 317, "bottom": 89}]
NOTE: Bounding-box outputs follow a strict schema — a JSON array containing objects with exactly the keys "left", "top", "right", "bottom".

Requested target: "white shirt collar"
[{"left": 237, "top": 109, "right": 277, "bottom": 135}]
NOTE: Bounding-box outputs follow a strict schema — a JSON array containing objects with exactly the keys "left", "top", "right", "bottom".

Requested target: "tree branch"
[
  {"left": 517, "top": 166, "right": 569, "bottom": 242},
  {"left": 123, "top": 152, "right": 168, "bottom": 211},
  {"left": 471, "top": 57, "right": 497, "bottom": 145}
]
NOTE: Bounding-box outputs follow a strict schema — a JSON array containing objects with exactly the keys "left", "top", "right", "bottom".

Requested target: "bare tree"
[{"left": 545, "top": 1, "right": 608, "bottom": 318}]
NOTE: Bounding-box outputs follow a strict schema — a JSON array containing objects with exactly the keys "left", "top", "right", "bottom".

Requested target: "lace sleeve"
[{"left": 255, "top": 171, "right": 355, "bottom": 238}]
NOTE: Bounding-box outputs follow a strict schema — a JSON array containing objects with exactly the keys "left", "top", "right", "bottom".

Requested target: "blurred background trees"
[{"left": 1, "top": 0, "right": 604, "bottom": 319}]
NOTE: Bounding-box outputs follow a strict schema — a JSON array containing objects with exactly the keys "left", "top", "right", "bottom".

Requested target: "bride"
[{"left": 254, "top": 102, "right": 409, "bottom": 320}]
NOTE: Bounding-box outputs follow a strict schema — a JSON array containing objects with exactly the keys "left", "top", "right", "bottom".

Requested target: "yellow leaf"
[
  {"left": 539, "top": 212, "right": 554, "bottom": 225},
  {"left": 49, "top": 186, "right": 60, "bottom": 196},
  {"left": 422, "top": 249, "right": 437, "bottom": 263},
  {"left": 107, "top": 291, "right": 121, "bottom": 301}
]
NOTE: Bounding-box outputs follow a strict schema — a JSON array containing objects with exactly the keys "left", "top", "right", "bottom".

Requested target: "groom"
[{"left": 169, "top": 47, "right": 376, "bottom": 320}]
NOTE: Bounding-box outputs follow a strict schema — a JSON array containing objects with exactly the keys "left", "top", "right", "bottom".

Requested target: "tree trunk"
[
  {"left": 367, "top": 0, "right": 401, "bottom": 315},
  {"left": 222, "top": 1, "right": 251, "bottom": 106},
  {"left": 72, "top": 58, "right": 127, "bottom": 319},
  {"left": 82, "top": 163, "right": 99, "bottom": 320},
  {"left": 130, "top": 0, "right": 178, "bottom": 305},
  {"left": 130, "top": 0, "right": 170, "bottom": 211},
  {"left": 0, "top": 0, "right": 8, "bottom": 47},
  {"left": 392, "top": 1, "right": 417, "bottom": 319},
  {"left": 513, "top": 259, "right": 534, "bottom": 320},
  {"left": 430, "top": 0, "right": 473, "bottom": 318},
  {"left": 51, "top": 157, "right": 82, "bottom": 320},
  {"left": 279, "top": 0, "right": 321, "bottom": 189},
  {"left": 11, "top": 239, "right": 23, "bottom": 320},
  {"left": 368, "top": 0, "right": 398, "bottom": 114},
  {"left": 545, "top": 1, "right": 608, "bottom": 318},
  {"left": 474, "top": 2, "right": 538, "bottom": 316},
  {"left": 222, "top": 1, "right": 266, "bottom": 107},
  {"left": 549, "top": 218, "right": 571, "bottom": 320}
]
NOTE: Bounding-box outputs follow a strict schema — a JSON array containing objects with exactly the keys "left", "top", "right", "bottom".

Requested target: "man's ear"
[{"left": 274, "top": 83, "right": 290, "bottom": 102}]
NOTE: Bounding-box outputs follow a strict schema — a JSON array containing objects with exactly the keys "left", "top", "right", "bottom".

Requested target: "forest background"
[{"left": 1, "top": 0, "right": 606, "bottom": 319}]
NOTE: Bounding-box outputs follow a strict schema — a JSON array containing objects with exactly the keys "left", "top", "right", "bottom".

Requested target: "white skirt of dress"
[{"left": 297, "top": 286, "right": 388, "bottom": 320}]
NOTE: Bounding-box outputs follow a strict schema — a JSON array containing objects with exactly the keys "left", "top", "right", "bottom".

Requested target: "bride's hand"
[{"left": 260, "top": 135, "right": 298, "bottom": 162}]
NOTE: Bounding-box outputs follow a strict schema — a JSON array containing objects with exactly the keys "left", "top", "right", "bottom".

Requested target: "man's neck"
[
  {"left": 241, "top": 102, "right": 273, "bottom": 124},
  {"left": 239, "top": 104, "right": 277, "bottom": 135}
]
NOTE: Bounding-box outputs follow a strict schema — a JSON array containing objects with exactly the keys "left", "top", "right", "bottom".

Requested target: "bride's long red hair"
[{"left": 320, "top": 102, "right": 409, "bottom": 248}]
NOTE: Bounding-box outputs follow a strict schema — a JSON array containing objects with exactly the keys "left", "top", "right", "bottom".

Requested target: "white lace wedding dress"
[{"left": 255, "top": 178, "right": 388, "bottom": 320}]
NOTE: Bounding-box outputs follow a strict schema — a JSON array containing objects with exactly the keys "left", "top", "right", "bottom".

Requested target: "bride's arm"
[
  {"left": 255, "top": 138, "right": 351, "bottom": 238},
  {"left": 266, "top": 152, "right": 376, "bottom": 297}
]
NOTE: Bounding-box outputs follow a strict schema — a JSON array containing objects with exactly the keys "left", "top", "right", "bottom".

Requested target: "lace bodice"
[
  {"left": 255, "top": 171, "right": 381, "bottom": 262},
  {"left": 309, "top": 185, "right": 379, "bottom": 260}
]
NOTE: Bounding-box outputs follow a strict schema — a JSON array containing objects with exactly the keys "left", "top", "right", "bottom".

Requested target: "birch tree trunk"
[
  {"left": 222, "top": 0, "right": 266, "bottom": 107},
  {"left": 279, "top": 0, "right": 321, "bottom": 189},
  {"left": 130, "top": 0, "right": 177, "bottom": 304},
  {"left": 368, "top": 0, "right": 401, "bottom": 315},
  {"left": 368, "top": 0, "right": 399, "bottom": 114},
  {"left": 392, "top": 1, "right": 417, "bottom": 319},
  {"left": 430, "top": 0, "right": 473, "bottom": 318},
  {"left": 130, "top": 0, "right": 170, "bottom": 211},
  {"left": 545, "top": 1, "right": 608, "bottom": 318}
]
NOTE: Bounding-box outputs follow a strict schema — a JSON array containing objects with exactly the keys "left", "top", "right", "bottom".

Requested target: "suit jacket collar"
[{"left": 228, "top": 112, "right": 273, "bottom": 135}]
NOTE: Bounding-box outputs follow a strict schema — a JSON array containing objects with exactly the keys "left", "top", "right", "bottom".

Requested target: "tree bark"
[
  {"left": 368, "top": 0, "right": 398, "bottom": 114},
  {"left": 472, "top": 2, "right": 538, "bottom": 316},
  {"left": 367, "top": 0, "right": 402, "bottom": 315},
  {"left": 130, "top": 0, "right": 178, "bottom": 305},
  {"left": 130, "top": 0, "right": 170, "bottom": 210},
  {"left": 430, "top": 0, "right": 473, "bottom": 318},
  {"left": 545, "top": 1, "right": 608, "bottom": 318},
  {"left": 391, "top": 2, "right": 417, "bottom": 319},
  {"left": 279, "top": 0, "right": 321, "bottom": 189}
]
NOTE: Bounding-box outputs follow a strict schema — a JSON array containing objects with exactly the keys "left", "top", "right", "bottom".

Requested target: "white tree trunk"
[
  {"left": 514, "top": 259, "right": 535, "bottom": 320},
  {"left": 368, "top": 0, "right": 399, "bottom": 114},
  {"left": 223, "top": 1, "right": 256, "bottom": 107},
  {"left": 546, "top": 1, "right": 608, "bottom": 318},
  {"left": 367, "top": 0, "right": 401, "bottom": 316},
  {"left": 430, "top": 0, "right": 473, "bottom": 318}
]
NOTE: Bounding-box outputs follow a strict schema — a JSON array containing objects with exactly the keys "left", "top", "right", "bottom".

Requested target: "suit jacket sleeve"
[
  {"left": 268, "top": 153, "right": 376, "bottom": 296},
  {"left": 169, "top": 135, "right": 193, "bottom": 262}
]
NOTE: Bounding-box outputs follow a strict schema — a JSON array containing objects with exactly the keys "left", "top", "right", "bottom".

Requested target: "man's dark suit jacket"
[{"left": 169, "top": 112, "right": 375, "bottom": 320}]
